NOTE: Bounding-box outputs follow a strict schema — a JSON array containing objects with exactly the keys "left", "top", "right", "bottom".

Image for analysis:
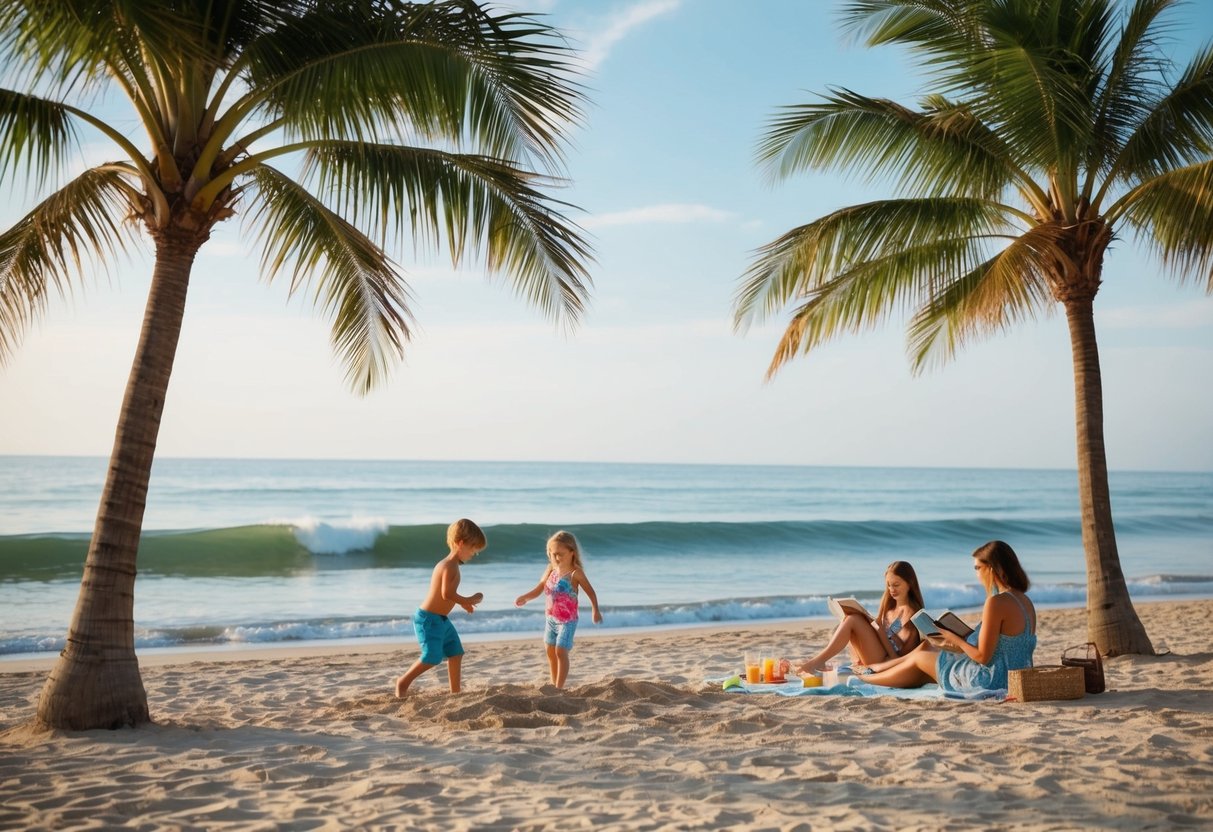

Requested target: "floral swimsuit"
[
  {"left": 545, "top": 569, "right": 579, "bottom": 623},
  {"left": 544, "top": 569, "right": 579, "bottom": 650}
]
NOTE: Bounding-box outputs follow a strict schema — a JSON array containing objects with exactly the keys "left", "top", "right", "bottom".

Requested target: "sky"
[{"left": 1, "top": 0, "right": 1211, "bottom": 472}]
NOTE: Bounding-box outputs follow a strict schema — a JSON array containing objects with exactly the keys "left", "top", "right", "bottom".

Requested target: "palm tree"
[
  {"left": 0, "top": 0, "right": 592, "bottom": 729},
  {"left": 734, "top": 0, "right": 1211, "bottom": 655}
]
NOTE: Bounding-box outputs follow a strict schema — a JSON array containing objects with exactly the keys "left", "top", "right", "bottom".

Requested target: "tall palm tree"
[
  {"left": 0, "top": 0, "right": 592, "bottom": 729},
  {"left": 735, "top": 0, "right": 1211, "bottom": 655}
]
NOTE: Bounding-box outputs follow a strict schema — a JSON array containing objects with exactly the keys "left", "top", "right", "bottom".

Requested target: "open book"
[
  {"left": 827, "top": 596, "right": 873, "bottom": 621},
  {"left": 911, "top": 609, "right": 975, "bottom": 640}
]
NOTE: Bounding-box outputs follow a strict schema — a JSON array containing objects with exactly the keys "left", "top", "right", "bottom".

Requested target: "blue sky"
[{"left": 1, "top": 0, "right": 1211, "bottom": 471}]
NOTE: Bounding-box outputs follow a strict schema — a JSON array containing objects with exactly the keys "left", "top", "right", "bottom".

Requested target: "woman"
[
  {"left": 861, "top": 541, "right": 1036, "bottom": 691},
  {"left": 795, "top": 561, "right": 924, "bottom": 674}
]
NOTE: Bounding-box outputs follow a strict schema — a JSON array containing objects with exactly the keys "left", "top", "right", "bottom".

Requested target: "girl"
[
  {"left": 794, "top": 560, "right": 924, "bottom": 675},
  {"left": 860, "top": 541, "right": 1036, "bottom": 691},
  {"left": 515, "top": 530, "right": 603, "bottom": 688}
]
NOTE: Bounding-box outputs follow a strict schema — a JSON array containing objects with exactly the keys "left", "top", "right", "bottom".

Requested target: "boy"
[{"left": 394, "top": 518, "right": 486, "bottom": 699}]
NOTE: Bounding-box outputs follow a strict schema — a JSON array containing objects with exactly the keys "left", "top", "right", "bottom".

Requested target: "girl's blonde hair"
[{"left": 547, "top": 530, "right": 584, "bottom": 572}]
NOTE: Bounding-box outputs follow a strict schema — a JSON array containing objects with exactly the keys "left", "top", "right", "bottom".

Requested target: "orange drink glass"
[
  {"left": 744, "top": 652, "right": 760, "bottom": 684},
  {"left": 761, "top": 656, "right": 776, "bottom": 683}
]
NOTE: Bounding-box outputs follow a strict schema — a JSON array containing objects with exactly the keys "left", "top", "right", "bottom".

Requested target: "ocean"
[{"left": 1, "top": 456, "right": 1210, "bottom": 659}]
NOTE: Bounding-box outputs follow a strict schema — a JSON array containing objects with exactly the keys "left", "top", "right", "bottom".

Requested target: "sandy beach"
[{"left": 2, "top": 599, "right": 1211, "bottom": 831}]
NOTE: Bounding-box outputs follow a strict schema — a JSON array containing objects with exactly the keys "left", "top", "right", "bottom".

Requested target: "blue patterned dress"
[{"left": 936, "top": 592, "right": 1036, "bottom": 692}]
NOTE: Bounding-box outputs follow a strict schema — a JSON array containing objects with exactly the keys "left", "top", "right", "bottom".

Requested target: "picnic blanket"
[{"left": 707, "top": 672, "right": 1005, "bottom": 701}]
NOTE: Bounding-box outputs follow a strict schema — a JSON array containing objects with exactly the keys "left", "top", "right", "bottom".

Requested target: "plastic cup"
[
  {"left": 822, "top": 660, "right": 839, "bottom": 687},
  {"left": 744, "top": 652, "right": 761, "bottom": 684}
]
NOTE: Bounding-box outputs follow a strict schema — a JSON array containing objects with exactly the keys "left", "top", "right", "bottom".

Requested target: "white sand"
[{"left": 2, "top": 599, "right": 1211, "bottom": 830}]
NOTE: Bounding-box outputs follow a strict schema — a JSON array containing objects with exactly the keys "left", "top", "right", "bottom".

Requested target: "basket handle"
[{"left": 1062, "top": 642, "right": 1101, "bottom": 663}]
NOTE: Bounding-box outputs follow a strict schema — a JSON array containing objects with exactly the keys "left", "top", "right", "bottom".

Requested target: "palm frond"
[
  {"left": 1110, "top": 41, "right": 1213, "bottom": 185},
  {"left": 1083, "top": 0, "right": 1175, "bottom": 185},
  {"left": 759, "top": 89, "right": 1021, "bottom": 200},
  {"left": 734, "top": 197, "right": 1017, "bottom": 330},
  {"left": 753, "top": 238, "right": 978, "bottom": 379},
  {"left": 0, "top": 166, "right": 134, "bottom": 361},
  {"left": 239, "top": 1, "right": 584, "bottom": 167},
  {"left": 0, "top": 1, "right": 225, "bottom": 94},
  {"left": 305, "top": 141, "right": 592, "bottom": 324},
  {"left": 839, "top": 0, "right": 982, "bottom": 57},
  {"left": 966, "top": 37, "right": 1097, "bottom": 180},
  {"left": 0, "top": 1, "right": 109, "bottom": 92},
  {"left": 906, "top": 225, "right": 1061, "bottom": 369},
  {"left": 1114, "top": 159, "right": 1213, "bottom": 289},
  {"left": 0, "top": 88, "right": 81, "bottom": 186},
  {"left": 845, "top": 1, "right": 1102, "bottom": 181},
  {"left": 244, "top": 166, "right": 413, "bottom": 394}
]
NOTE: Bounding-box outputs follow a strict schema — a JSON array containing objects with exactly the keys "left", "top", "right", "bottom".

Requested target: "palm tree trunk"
[
  {"left": 36, "top": 231, "right": 202, "bottom": 729},
  {"left": 1064, "top": 298, "right": 1153, "bottom": 656}
]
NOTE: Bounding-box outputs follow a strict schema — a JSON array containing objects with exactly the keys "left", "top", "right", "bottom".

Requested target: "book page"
[
  {"left": 910, "top": 609, "right": 941, "bottom": 637},
  {"left": 936, "top": 611, "right": 974, "bottom": 638},
  {"left": 828, "top": 597, "right": 871, "bottom": 620}
]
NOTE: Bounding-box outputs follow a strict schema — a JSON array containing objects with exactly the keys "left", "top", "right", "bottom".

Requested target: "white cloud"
[
  {"left": 423, "top": 316, "right": 730, "bottom": 344},
  {"left": 495, "top": 0, "right": 558, "bottom": 11},
  {"left": 1098, "top": 298, "right": 1213, "bottom": 329},
  {"left": 583, "top": 202, "right": 735, "bottom": 228},
  {"left": 197, "top": 240, "right": 247, "bottom": 258},
  {"left": 579, "top": 0, "right": 681, "bottom": 70}
]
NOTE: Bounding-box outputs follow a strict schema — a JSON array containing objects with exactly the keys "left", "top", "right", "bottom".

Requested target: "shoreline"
[
  {"left": 0, "top": 615, "right": 822, "bottom": 675},
  {"left": 1, "top": 598, "right": 1211, "bottom": 829},
  {"left": 3, "top": 596, "right": 1206, "bottom": 675}
]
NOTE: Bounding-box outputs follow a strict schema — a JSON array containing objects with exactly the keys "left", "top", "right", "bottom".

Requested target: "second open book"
[{"left": 911, "top": 609, "right": 975, "bottom": 640}]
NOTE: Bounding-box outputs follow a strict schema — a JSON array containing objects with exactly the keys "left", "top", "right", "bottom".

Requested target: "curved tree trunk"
[
  {"left": 36, "top": 230, "right": 203, "bottom": 729},
  {"left": 1064, "top": 298, "right": 1153, "bottom": 656}
]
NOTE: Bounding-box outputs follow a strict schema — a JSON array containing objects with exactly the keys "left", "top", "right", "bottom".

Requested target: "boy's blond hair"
[{"left": 447, "top": 518, "right": 486, "bottom": 549}]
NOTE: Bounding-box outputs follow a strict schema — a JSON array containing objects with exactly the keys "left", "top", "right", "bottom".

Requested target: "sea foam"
[{"left": 284, "top": 516, "right": 389, "bottom": 555}]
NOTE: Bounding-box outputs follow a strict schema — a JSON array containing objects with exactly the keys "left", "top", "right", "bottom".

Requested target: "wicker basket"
[{"left": 1008, "top": 665, "right": 1085, "bottom": 702}]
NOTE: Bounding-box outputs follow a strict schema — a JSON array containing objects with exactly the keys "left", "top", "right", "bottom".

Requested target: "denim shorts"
[{"left": 544, "top": 616, "right": 577, "bottom": 651}]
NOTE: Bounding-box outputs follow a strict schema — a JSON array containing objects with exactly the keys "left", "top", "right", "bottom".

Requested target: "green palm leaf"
[
  {"left": 907, "top": 225, "right": 1062, "bottom": 368},
  {"left": 0, "top": 1, "right": 222, "bottom": 90},
  {"left": 0, "top": 166, "right": 133, "bottom": 359},
  {"left": 1115, "top": 159, "right": 1213, "bottom": 287},
  {"left": 845, "top": 0, "right": 1102, "bottom": 181},
  {"left": 1082, "top": 0, "right": 1173, "bottom": 182},
  {"left": 735, "top": 197, "right": 1017, "bottom": 330},
  {"left": 245, "top": 166, "right": 413, "bottom": 394},
  {"left": 0, "top": 89, "right": 81, "bottom": 185},
  {"left": 840, "top": 0, "right": 983, "bottom": 59},
  {"left": 760, "top": 89, "right": 1022, "bottom": 200},
  {"left": 305, "top": 141, "right": 592, "bottom": 323},
  {"left": 1111, "top": 42, "right": 1213, "bottom": 183},
  {"left": 240, "top": 1, "right": 583, "bottom": 165}
]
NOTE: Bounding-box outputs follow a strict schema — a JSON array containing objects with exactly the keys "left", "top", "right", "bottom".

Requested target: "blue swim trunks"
[
  {"left": 544, "top": 616, "right": 577, "bottom": 651},
  {"left": 414, "top": 608, "right": 464, "bottom": 665}
]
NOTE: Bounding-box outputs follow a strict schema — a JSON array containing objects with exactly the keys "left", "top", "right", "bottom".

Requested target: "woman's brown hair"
[{"left": 973, "top": 540, "right": 1030, "bottom": 592}]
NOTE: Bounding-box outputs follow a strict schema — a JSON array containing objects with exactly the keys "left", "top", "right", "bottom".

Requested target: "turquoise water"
[{"left": 1, "top": 456, "right": 1210, "bottom": 656}]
